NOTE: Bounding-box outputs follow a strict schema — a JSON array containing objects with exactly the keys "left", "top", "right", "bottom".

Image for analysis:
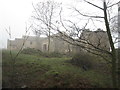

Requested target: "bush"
[
  {"left": 70, "top": 53, "right": 95, "bottom": 70},
  {"left": 42, "top": 52, "right": 64, "bottom": 58},
  {"left": 21, "top": 48, "right": 64, "bottom": 57},
  {"left": 21, "top": 48, "right": 42, "bottom": 55}
]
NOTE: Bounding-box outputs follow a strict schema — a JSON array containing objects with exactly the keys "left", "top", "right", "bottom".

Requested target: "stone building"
[
  {"left": 80, "top": 29, "right": 110, "bottom": 51},
  {"left": 7, "top": 34, "right": 74, "bottom": 53},
  {"left": 7, "top": 30, "right": 110, "bottom": 53}
]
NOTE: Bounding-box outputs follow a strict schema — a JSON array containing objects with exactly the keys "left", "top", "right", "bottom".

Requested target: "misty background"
[{"left": 0, "top": 0, "right": 118, "bottom": 49}]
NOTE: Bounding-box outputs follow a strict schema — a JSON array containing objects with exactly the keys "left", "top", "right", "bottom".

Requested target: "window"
[
  {"left": 118, "top": 7, "right": 120, "bottom": 11},
  {"left": 43, "top": 44, "right": 47, "bottom": 51},
  {"left": 30, "top": 41, "right": 32, "bottom": 45}
]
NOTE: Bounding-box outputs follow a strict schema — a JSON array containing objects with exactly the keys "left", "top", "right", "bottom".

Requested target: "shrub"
[
  {"left": 21, "top": 48, "right": 42, "bottom": 55},
  {"left": 21, "top": 48, "right": 64, "bottom": 57},
  {"left": 70, "top": 53, "right": 95, "bottom": 70},
  {"left": 43, "top": 52, "right": 64, "bottom": 58}
]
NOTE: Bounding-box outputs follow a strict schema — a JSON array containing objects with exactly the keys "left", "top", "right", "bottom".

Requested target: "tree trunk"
[
  {"left": 103, "top": 1, "right": 117, "bottom": 88},
  {"left": 118, "top": 49, "right": 120, "bottom": 88},
  {"left": 111, "top": 53, "right": 117, "bottom": 88},
  {"left": 48, "top": 28, "right": 50, "bottom": 53}
]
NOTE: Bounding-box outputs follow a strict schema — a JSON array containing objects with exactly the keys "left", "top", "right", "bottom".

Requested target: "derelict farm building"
[
  {"left": 7, "top": 34, "right": 76, "bottom": 53},
  {"left": 7, "top": 30, "right": 110, "bottom": 53}
]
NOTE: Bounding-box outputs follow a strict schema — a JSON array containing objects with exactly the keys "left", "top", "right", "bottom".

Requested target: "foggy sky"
[
  {"left": 0, "top": 0, "right": 76, "bottom": 49},
  {"left": 0, "top": 0, "right": 118, "bottom": 49}
]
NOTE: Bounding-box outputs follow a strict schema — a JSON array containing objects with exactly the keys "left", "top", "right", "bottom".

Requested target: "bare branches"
[
  {"left": 32, "top": 3, "right": 40, "bottom": 18},
  {"left": 56, "top": 30, "right": 112, "bottom": 63},
  {"left": 5, "top": 24, "right": 31, "bottom": 88},
  {"left": 74, "top": 8, "right": 104, "bottom": 19},
  {"left": 83, "top": 0, "right": 104, "bottom": 10},
  {"left": 59, "top": 7, "right": 71, "bottom": 32},
  {"left": 32, "top": 0, "right": 61, "bottom": 52},
  {"left": 13, "top": 24, "right": 31, "bottom": 60},
  {"left": 107, "top": 1, "right": 120, "bottom": 8},
  {"left": 58, "top": 2, "right": 114, "bottom": 65},
  {"left": 59, "top": 6, "right": 111, "bottom": 55},
  {"left": 5, "top": 27, "right": 12, "bottom": 39},
  {"left": 5, "top": 27, "right": 13, "bottom": 60}
]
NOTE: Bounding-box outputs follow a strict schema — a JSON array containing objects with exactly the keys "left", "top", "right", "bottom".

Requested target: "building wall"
[
  {"left": 80, "top": 30, "right": 110, "bottom": 51},
  {"left": 7, "top": 31, "right": 110, "bottom": 53},
  {"left": 7, "top": 39, "right": 24, "bottom": 50}
]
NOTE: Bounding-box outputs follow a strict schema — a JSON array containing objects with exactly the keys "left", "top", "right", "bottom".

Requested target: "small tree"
[{"left": 5, "top": 24, "right": 31, "bottom": 88}]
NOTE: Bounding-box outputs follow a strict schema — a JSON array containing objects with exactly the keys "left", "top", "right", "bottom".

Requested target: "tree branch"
[
  {"left": 74, "top": 8, "right": 104, "bottom": 18},
  {"left": 83, "top": 0, "right": 104, "bottom": 10},
  {"left": 107, "top": 1, "right": 120, "bottom": 8}
]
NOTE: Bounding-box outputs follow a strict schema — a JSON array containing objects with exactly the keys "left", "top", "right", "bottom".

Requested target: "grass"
[{"left": 2, "top": 50, "right": 112, "bottom": 88}]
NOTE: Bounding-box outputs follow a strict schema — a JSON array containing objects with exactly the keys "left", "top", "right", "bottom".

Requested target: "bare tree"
[
  {"left": 32, "top": 0, "right": 61, "bottom": 53},
  {"left": 56, "top": 0, "right": 119, "bottom": 88},
  {"left": 5, "top": 24, "right": 31, "bottom": 88},
  {"left": 31, "top": 0, "right": 119, "bottom": 87}
]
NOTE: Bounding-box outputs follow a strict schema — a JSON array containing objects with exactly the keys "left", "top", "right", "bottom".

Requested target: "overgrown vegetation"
[
  {"left": 70, "top": 53, "right": 95, "bottom": 69},
  {"left": 21, "top": 48, "right": 42, "bottom": 55},
  {"left": 69, "top": 53, "right": 111, "bottom": 74},
  {"left": 2, "top": 50, "right": 112, "bottom": 88},
  {"left": 21, "top": 48, "right": 64, "bottom": 58}
]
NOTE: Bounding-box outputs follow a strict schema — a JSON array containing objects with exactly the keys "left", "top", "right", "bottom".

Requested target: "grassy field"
[{"left": 2, "top": 50, "right": 112, "bottom": 88}]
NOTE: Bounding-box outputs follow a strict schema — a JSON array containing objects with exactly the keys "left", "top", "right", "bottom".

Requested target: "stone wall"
[
  {"left": 7, "top": 31, "right": 110, "bottom": 53},
  {"left": 80, "top": 30, "right": 110, "bottom": 51}
]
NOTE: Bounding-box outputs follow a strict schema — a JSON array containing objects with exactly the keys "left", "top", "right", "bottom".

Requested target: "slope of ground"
[{"left": 2, "top": 50, "right": 112, "bottom": 88}]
